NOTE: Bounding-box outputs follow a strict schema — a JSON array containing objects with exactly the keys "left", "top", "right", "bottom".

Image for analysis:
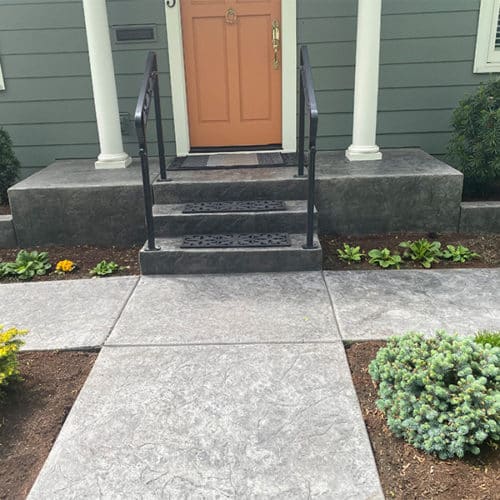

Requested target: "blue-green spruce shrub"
[{"left": 368, "top": 332, "right": 499, "bottom": 460}]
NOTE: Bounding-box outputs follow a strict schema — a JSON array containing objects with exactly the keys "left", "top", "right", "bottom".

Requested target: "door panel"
[{"left": 181, "top": 0, "right": 282, "bottom": 148}]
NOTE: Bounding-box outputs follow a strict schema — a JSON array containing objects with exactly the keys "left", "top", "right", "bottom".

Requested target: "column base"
[
  {"left": 346, "top": 145, "right": 382, "bottom": 162},
  {"left": 95, "top": 153, "right": 133, "bottom": 169}
]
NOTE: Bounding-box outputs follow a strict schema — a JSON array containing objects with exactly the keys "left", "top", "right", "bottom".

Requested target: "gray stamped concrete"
[
  {"left": 325, "top": 269, "right": 500, "bottom": 340},
  {"left": 107, "top": 272, "right": 340, "bottom": 346},
  {"left": 29, "top": 343, "right": 383, "bottom": 499},
  {"left": 0, "top": 277, "right": 138, "bottom": 350}
]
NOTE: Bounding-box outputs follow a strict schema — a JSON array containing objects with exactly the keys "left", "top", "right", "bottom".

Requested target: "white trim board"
[
  {"left": 0, "top": 57, "right": 5, "bottom": 91},
  {"left": 474, "top": 0, "right": 500, "bottom": 73},
  {"left": 164, "top": 0, "right": 297, "bottom": 156}
]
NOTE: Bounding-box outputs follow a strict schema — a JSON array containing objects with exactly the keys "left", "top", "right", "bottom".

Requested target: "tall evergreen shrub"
[{"left": 0, "top": 129, "right": 20, "bottom": 204}]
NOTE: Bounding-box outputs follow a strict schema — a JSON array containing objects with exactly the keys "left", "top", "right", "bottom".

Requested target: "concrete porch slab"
[
  {"left": 28, "top": 344, "right": 383, "bottom": 499},
  {"left": 0, "top": 277, "right": 139, "bottom": 350},
  {"left": 324, "top": 269, "right": 500, "bottom": 340},
  {"left": 107, "top": 273, "right": 340, "bottom": 345},
  {"left": 8, "top": 159, "right": 155, "bottom": 246},
  {"left": 315, "top": 149, "right": 463, "bottom": 234}
]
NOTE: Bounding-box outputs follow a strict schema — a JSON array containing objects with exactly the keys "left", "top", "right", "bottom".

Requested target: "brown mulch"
[
  {"left": 0, "top": 351, "right": 98, "bottom": 500},
  {"left": 0, "top": 204, "right": 10, "bottom": 216},
  {"left": 0, "top": 245, "right": 140, "bottom": 282},
  {"left": 321, "top": 232, "right": 500, "bottom": 270},
  {"left": 346, "top": 342, "right": 500, "bottom": 500}
]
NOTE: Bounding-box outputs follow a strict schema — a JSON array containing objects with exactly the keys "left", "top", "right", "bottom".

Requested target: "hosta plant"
[
  {"left": 399, "top": 239, "right": 442, "bottom": 268},
  {"left": 90, "top": 260, "right": 125, "bottom": 277},
  {"left": 337, "top": 244, "right": 364, "bottom": 264},
  {"left": 0, "top": 325, "right": 27, "bottom": 397},
  {"left": 368, "top": 248, "right": 402, "bottom": 269},
  {"left": 441, "top": 244, "right": 479, "bottom": 263},
  {"left": 1, "top": 250, "right": 51, "bottom": 280},
  {"left": 369, "top": 331, "right": 499, "bottom": 459}
]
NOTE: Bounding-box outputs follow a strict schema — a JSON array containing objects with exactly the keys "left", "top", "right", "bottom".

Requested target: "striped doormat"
[{"left": 168, "top": 152, "right": 296, "bottom": 171}]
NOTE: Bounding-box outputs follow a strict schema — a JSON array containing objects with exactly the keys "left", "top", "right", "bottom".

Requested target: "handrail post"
[
  {"left": 135, "top": 51, "right": 165, "bottom": 252},
  {"left": 152, "top": 55, "right": 168, "bottom": 181},
  {"left": 297, "top": 57, "right": 306, "bottom": 178},
  {"left": 298, "top": 45, "right": 319, "bottom": 250},
  {"left": 139, "top": 144, "right": 157, "bottom": 251}
]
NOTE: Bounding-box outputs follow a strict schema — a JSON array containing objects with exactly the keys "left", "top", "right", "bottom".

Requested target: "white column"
[
  {"left": 82, "top": 0, "right": 132, "bottom": 169},
  {"left": 346, "top": 0, "right": 383, "bottom": 161}
]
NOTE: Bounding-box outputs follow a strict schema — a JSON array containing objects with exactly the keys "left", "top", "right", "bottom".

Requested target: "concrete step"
[
  {"left": 153, "top": 200, "right": 317, "bottom": 237},
  {"left": 153, "top": 166, "right": 307, "bottom": 203},
  {"left": 140, "top": 233, "right": 322, "bottom": 274}
]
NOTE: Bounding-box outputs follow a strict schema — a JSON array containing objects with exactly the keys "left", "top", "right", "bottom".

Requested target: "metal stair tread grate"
[
  {"left": 181, "top": 233, "right": 292, "bottom": 249},
  {"left": 182, "top": 200, "right": 287, "bottom": 214}
]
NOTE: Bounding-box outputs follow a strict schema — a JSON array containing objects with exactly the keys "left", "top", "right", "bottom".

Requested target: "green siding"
[
  {"left": 0, "top": 0, "right": 490, "bottom": 177},
  {"left": 299, "top": 0, "right": 487, "bottom": 153},
  {"left": 0, "top": 0, "right": 172, "bottom": 178}
]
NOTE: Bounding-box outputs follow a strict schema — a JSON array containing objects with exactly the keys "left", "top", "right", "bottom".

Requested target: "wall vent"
[{"left": 114, "top": 26, "right": 156, "bottom": 43}]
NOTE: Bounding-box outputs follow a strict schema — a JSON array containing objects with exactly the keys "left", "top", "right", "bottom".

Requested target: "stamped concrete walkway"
[{"left": 5, "top": 269, "right": 497, "bottom": 498}]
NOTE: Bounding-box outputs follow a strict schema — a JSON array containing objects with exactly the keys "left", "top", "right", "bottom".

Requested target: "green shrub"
[
  {"left": 0, "top": 129, "right": 20, "bottom": 205},
  {"left": 399, "top": 239, "right": 442, "bottom": 269},
  {"left": 337, "top": 244, "right": 364, "bottom": 264},
  {"left": 0, "top": 325, "right": 27, "bottom": 396},
  {"left": 448, "top": 80, "right": 500, "bottom": 196},
  {"left": 369, "top": 332, "right": 499, "bottom": 459},
  {"left": 1, "top": 250, "right": 51, "bottom": 280},
  {"left": 368, "top": 248, "right": 402, "bottom": 269},
  {"left": 475, "top": 331, "right": 500, "bottom": 348}
]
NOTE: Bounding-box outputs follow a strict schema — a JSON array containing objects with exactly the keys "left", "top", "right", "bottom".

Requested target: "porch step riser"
[
  {"left": 154, "top": 179, "right": 308, "bottom": 204},
  {"left": 140, "top": 235, "right": 322, "bottom": 275},
  {"left": 153, "top": 209, "right": 317, "bottom": 237}
]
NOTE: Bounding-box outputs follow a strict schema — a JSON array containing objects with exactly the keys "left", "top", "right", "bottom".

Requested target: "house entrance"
[{"left": 180, "top": 0, "right": 283, "bottom": 150}]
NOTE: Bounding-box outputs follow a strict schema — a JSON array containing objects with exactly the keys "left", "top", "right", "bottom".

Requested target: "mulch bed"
[
  {"left": 346, "top": 342, "right": 500, "bottom": 500},
  {"left": 322, "top": 232, "right": 500, "bottom": 270},
  {"left": 0, "top": 351, "right": 98, "bottom": 499},
  {"left": 0, "top": 245, "right": 140, "bottom": 282}
]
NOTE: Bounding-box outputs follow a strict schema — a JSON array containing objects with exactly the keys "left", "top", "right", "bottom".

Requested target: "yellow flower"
[{"left": 56, "top": 259, "right": 76, "bottom": 273}]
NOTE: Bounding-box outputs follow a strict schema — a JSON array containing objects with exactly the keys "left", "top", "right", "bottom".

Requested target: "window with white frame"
[{"left": 475, "top": 0, "right": 500, "bottom": 72}]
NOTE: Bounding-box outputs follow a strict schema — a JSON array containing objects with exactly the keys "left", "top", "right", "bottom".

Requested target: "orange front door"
[{"left": 181, "top": 0, "right": 282, "bottom": 149}]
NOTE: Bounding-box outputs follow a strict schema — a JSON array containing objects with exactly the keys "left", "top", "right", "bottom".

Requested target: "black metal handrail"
[
  {"left": 297, "top": 45, "right": 319, "bottom": 249},
  {"left": 135, "top": 51, "right": 167, "bottom": 251}
]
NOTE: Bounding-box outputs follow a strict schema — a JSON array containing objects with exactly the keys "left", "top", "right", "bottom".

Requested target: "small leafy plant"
[
  {"left": 399, "top": 239, "right": 442, "bottom": 269},
  {"left": 475, "top": 331, "right": 500, "bottom": 348},
  {"left": 89, "top": 260, "right": 125, "bottom": 277},
  {"left": 337, "top": 244, "right": 364, "bottom": 264},
  {"left": 441, "top": 244, "right": 479, "bottom": 263},
  {"left": 368, "top": 248, "right": 402, "bottom": 269},
  {"left": 0, "top": 325, "right": 27, "bottom": 397},
  {"left": 0, "top": 250, "right": 51, "bottom": 280},
  {"left": 369, "top": 331, "right": 499, "bottom": 459}
]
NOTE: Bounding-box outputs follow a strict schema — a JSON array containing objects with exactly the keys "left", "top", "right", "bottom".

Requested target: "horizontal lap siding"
[
  {"left": 299, "top": 0, "right": 484, "bottom": 158},
  {"left": 0, "top": 0, "right": 485, "bottom": 178},
  {"left": 0, "top": 0, "right": 173, "bottom": 178}
]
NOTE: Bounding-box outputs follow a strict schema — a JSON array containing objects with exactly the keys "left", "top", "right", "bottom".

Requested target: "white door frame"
[{"left": 165, "top": 0, "right": 297, "bottom": 156}]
